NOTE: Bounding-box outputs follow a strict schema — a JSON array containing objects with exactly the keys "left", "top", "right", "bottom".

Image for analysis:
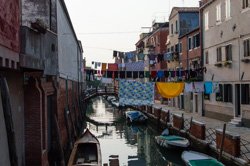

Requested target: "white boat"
[
  {"left": 67, "top": 129, "right": 102, "bottom": 166},
  {"left": 181, "top": 151, "right": 224, "bottom": 166},
  {"left": 155, "top": 135, "right": 190, "bottom": 149},
  {"left": 125, "top": 110, "right": 148, "bottom": 124}
]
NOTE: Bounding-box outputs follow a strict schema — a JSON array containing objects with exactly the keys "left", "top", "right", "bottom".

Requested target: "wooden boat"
[
  {"left": 155, "top": 129, "right": 190, "bottom": 149},
  {"left": 181, "top": 151, "right": 224, "bottom": 166},
  {"left": 67, "top": 129, "right": 102, "bottom": 166},
  {"left": 125, "top": 110, "right": 148, "bottom": 124}
]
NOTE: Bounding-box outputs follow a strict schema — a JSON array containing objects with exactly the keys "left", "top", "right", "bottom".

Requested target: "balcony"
[{"left": 20, "top": 26, "right": 57, "bottom": 75}]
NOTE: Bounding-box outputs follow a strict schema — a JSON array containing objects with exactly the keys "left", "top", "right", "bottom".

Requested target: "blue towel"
[
  {"left": 157, "top": 71, "right": 164, "bottom": 78},
  {"left": 204, "top": 82, "right": 213, "bottom": 94}
]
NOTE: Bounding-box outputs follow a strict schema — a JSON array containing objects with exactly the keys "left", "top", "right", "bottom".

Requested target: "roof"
[
  {"left": 200, "top": 0, "right": 216, "bottom": 10},
  {"left": 169, "top": 7, "right": 199, "bottom": 20}
]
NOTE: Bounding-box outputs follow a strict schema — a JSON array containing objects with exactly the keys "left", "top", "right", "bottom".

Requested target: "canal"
[{"left": 85, "top": 96, "right": 185, "bottom": 166}]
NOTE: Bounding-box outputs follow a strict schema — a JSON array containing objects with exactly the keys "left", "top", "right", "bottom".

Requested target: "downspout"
[{"left": 200, "top": 2, "right": 205, "bottom": 116}]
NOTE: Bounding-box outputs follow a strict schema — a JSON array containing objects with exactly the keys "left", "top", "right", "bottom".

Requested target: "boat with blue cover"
[{"left": 125, "top": 110, "right": 148, "bottom": 124}]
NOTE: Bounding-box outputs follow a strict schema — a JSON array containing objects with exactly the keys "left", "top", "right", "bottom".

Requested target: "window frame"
[
  {"left": 204, "top": 11, "right": 209, "bottom": 30},
  {"left": 243, "top": 39, "right": 250, "bottom": 57},
  {"left": 216, "top": 3, "right": 222, "bottom": 22},
  {"left": 188, "top": 37, "right": 193, "bottom": 50},
  {"left": 225, "top": 44, "right": 232, "bottom": 61},
  {"left": 225, "top": 0, "right": 231, "bottom": 19},
  {"left": 216, "top": 47, "right": 222, "bottom": 62}
]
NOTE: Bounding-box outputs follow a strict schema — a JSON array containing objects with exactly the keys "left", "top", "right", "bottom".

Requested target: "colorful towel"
[
  {"left": 102, "top": 63, "right": 107, "bottom": 71},
  {"left": 125, "top": 61, "right": 144, "bottom": 71},
  {"left": 108, "top": 63, "right": 118, "bottom": 71},
  {"left": 185, "top": 83, "right": 194, "bottom": 93},
  {"left": 119, "top": 79, "right": 155, "bottom": 106},
  {"left": 156, "top": 82, "right": 184, "bottom": 98},
  {"left": 204, "top": 82, "right": 213, "bottom": 94}
]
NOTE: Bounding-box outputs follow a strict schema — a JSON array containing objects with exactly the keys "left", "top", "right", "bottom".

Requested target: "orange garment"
[
  {"left": 102, "top": 63, "right": 107, "bottom": 70},
  {"left": 156, "top": 82, "right": 184, "bottom": 98}
]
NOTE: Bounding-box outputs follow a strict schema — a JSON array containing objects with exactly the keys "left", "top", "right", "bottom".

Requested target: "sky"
[{"left": 64, "top": 0, "right": 199, "bottom": 67}]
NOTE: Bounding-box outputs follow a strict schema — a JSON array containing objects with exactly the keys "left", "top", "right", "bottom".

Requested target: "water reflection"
[{"left": 86, "top": 97, "right": 185, "bottom": 166}]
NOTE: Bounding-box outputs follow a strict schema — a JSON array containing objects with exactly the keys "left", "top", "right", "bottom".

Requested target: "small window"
[
  {"left": 225, "top": 44, "right": 232, "bottom": 61},
  {"left": 193, "top": 33, "right": 200, "bottom": 48},
  {"left": 216, "top": 47, "right": 222, "bottom": 62},
  {"left": 216, "top": 3, "right": 222, "bottom": 22},
  {"left": 175, "top": 20, "right": 178, "bottom": 33},
  {"left": 204, "top": 11, "right": 209, "bottom": 30},
  {"left": 225, "top": 0, "right": 231, "bottom": 18},
  {"left": 243, "top": 39, "right": 250, "bottom": 57},
  {"left": 241, "top": 84, "right": 250, "bottom": 104},
  {"left": 188, "top": 37, "right": 192, "bottom": 50},
  {"left": 205, "top": 51, "right": 209, "bottom": 64},
  {"left": 167, "top": 48, "right": 170, "bottom": 52},
  {"left": 243, "top": 0, "right": 249, "bottom": 9},
  {"left": 175, "top": 44, "right": 179, "bottom": 53},
  {"left": 179, "top": 42, "right": 182, "bottom": 53},
  {"left": 171, "top": 24, "right": 174, "bottom": 34},
  {"left": 171, "top": 46, "right": 174, "bottom": 52}
]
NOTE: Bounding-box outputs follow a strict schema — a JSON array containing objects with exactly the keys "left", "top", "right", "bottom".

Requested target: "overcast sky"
[{"left": 64, "top": 0, "right": 199, "bottom": 66}]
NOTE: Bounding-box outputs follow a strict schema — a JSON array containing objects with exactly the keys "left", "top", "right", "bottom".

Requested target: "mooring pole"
[{"left": 219, "top": 123, "right": 226, "bottom": 161}]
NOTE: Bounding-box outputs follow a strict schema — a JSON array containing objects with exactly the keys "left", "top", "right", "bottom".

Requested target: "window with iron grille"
[
  {"left": 225, "top": 45, "right": 232, "bottom": 61},
  {"left": 244, "top": 39, "right": 250, "bottom": 57},
  {"left": 216, "top": 47, "right": 222, "bottom": 62},
  {"left": 242, "top": 84, "right": 250, "bottom": 104},
  {"left": 216, "top": 84, "right": 223, "bottom": 101}
]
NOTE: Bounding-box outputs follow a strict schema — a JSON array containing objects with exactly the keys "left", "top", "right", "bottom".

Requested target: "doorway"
[{"left": 235, "top": 84, "right": 241, "bottom": 117}]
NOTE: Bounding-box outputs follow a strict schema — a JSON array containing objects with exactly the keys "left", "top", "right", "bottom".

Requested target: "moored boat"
[
  {"left": 155, "top": 129, "right": 190, "bottom": 149},
  {"left": 67, "top": 129, "right": 102, "bottom": 166},
  {"left": 125, "top": 110, "right": 148, "bottom": 124},
  {"left": 181, "top": 150, "right": 224, "bottom": 166}
]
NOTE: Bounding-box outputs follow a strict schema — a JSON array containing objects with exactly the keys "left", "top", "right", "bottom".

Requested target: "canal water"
[{"left": 85, "top": 96, "right": 185, "bottom": 166}]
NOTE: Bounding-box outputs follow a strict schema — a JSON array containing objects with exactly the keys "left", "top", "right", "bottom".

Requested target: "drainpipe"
[{"left": 200, "top": 3, "right": 205, "bottom": 116}]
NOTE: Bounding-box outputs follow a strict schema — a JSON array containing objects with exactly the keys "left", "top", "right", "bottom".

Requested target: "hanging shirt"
[
  {"left": 108, "top": 63, "right": 118, "bottom": 71},
  {"left": 139, "top": 71, "right": 144, "bottom": 78},
  {"left": 157, "top": 71, "right": 164, "bottom": 78},
  {"left": 156, "top": 82, "right": 184, "bottom": 98},
  {"left": 133, "top": 71, "right": 138, "bottom": 79},
  {"left": 184, "top": 82, "right": 194, "bottom": 93},
  {"left": 151, "top": 71, "right": 157, "bottom": 78},
  {"left": 119, "top": 71, "right": 125, "bottom": 79},
  {"left": 126, "top": 71, "right": 132, "bottom": 78},
  {"left": 194, "top": 82, "right": 204, "bottom": 93},
  {"left": 102, "top": 63, "right": 107, "bottom": 71}
]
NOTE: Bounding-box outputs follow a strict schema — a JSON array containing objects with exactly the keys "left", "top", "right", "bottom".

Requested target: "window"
[
  {"left": 175, "top": 20, "right": 178, "bottom": 33},
  {"left": 204, "top": 11, "right": 209, "bottom": 30},
  {"left": 225, "top": 0, "right": 231, "bottom": 19},
  {"left": 167, "top": 48, "right": 170, "bottom": 53},
  {"left": 205, "top": 51, "right": 209, "bottom": 64},
  {"left": 179, "top": 42, "right": 182, "bottom": 53},
  {"left": 171, "top": 24, "right": 173, "bottom": 34},
  {"left": 224, "top": 84, "right": 232, "bottom": 103},
  {"left": 216, "top": 84, "right": 224, "bottom": 101},
  {"left": 243, "top": 0, "right": 249, "bottom": 9},
  {"left": 244, "top": 39, "right": 250, "bottom": 57},
  {"left": 193, "top": 33, "right": 200, "bottom": 48},
  {"left": 171, "top": 46, "right": 174, "bottom": 52},
  {"left": 242, "top": 84, "right": 250, "bottom": 104},
  {"left": 204, "top": 94, "right": 210, "bottom": 100},
  {"left": 188, "top": 37, "right": 192, "bottom": 50},
  {"left": 175, "top": 44, "right": 179, "bottom": 53},
  {"left": 225, "top": 44, "right": 232, "bottom": 61},
  {"left": 216, "top": 47, "right": 222, "bottom": 62},
  {"left": 216, "top": 3, "right": 221, "bottom": 22}
]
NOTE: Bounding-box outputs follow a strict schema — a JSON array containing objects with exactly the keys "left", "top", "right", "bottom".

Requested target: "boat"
[
  {"left": 125, "top": 110, "right": 148, "bottom": 124},
  {"left": 67, "top": 128, "right": 102, "bottom": 166},
  {"left": 181, "top": 151, "right": 224, "bottom": 166},
  {"left": 155, "top": 129, "right": 190, "bottom": 149}
]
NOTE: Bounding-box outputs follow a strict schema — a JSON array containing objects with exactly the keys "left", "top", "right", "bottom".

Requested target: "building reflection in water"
[{"left": 86, "top": 97, "right": 184, "bottom": 166}]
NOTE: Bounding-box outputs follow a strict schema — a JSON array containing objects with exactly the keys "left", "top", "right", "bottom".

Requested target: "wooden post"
[
  {"left": 0, "top": 76, "right": 18, "bottom": 166},
  {"left": 219, "top": 123, "right": 226, "bottom": 161}
]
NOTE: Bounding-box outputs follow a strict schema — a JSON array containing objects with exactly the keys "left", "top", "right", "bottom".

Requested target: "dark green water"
[{"left": 86, "top": 96, "right": 185, "bottom": 166}]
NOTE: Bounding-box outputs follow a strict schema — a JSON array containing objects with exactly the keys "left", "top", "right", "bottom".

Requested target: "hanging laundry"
[
  {"left": 184, "top": 82, "right": 194, "bottom": 93},
  {"left": 93, "top": 70, "right": 97, "bottom": 74},
  {"left": 194, "top": 82, "right": 204, "bottom": 93},
  {"left": 107, "top": 71, "right": 113, "bottom": 78},
  {"left": 137, "top": 53, "right": 145, "bottom": 60},
  {"left": 119, "top": 79, "right": 155, "bottom": 106},
  {"left": 148, "top": 54, "right": 156, "bottom": 60},
  {"left": 113, "top": 50, "right": 118, "bottom": 58},
  {"left": 125, "top": 52, "right": 135, "bottom": 59},
  {"left": 164, "top": 52, "right": 173, "bottom": 61},
  {"left": 119, "top": 71, "right": 125, "bottom": 78},
  {"left": 139, "top": 71, "right": 144, "bottom": 78},
  {"left": 108, "top": 63, "right": 118, "bottom": 71},
  {"left": 151, "top": 71, "right": 157, "bottom": 78},
  {"left": 114, "top": 71, "right": 118, "bottom": 78},
  {"left": 133, "top": 71, "right": 138, "bottom": 79},
  {"left": 156, "top": 82, "right": 184, "bottom": 98},
  {"left": 118, "top": 52, "right": 124, "bottom": 58},
  {"left": 101, "top": 78, "right": 113, "bottom": 84},
  {"left": 164, "top": 71, "right": 169, "bottom": 78},
  {"left": 102, "top": 63, "right": 107, "bottom": 71},
  {"left": 145, "top": 71, "right": 150, "bottom": 78},
  {"left": 95, "top": 62, "right": 98, "bottom": 69},
  {"left": 204, "top": 81, "right": 213, "bottom": 94},
  {"left": 101, "top": 71, "right": 106, "bottom": 77},
  {"left": 213, "top": 82, "right": 220, "bottom": 93},
  {"left": 157, "top": 71, "right": 164, "bottom": 78},
  {"left": 157, "top": 54, "right": 164, "bottom": 62},
  {"left": 125, "top": 61, "right": 144, "bottom": 71},
  {"left": 97, "top": 62, "right": 101, "bottom": 67},
  {"left": 126, "top": 71, "right": 132, "bottom": 78}
]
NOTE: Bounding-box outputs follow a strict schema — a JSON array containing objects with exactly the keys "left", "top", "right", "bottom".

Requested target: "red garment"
[
  {"left": 108, "top": 63, "right": 118, "bottom": 71},
  {"left": 151, "top": 71, "right": 157, "bottom": 78}
]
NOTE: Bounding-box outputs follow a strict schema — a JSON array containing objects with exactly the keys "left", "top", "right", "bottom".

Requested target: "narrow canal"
[{"left": 85, "top": 96, "right": 185, "bottom": 166}]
